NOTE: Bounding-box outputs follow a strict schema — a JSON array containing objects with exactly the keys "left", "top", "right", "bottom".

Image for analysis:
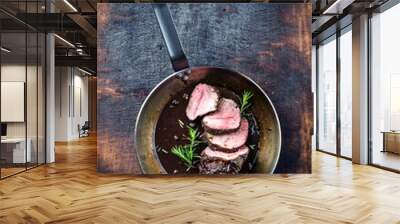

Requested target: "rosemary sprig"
[
  {"left": 187, "top": 126, "right": 201, "bottom": 147},
  {"left": 240, "top": 90, "right": 254, "bottom": 114},
  {"left": 171, "top": 145, "right": 196, "bottom": 168},
  {"left": 171, "top": 126, "right": 201, "bottom": 169}
]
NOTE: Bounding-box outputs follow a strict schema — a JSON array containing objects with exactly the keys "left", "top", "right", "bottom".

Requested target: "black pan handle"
[{"left": 153, "top": 4, "right": 189, "bottom": 72}]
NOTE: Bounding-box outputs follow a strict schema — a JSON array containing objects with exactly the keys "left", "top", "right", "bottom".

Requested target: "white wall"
[
  {"left": 1, "top": 82, "right": 25, "bottom": 122},
  {"left": 55, "top": 66, "right": 70, "bottom": 141},
  {"left": 72, "top": 73, "right": 89, "bottom": 138},
  {"left": 1, "top": 65, "right": 26, "bottom": 139},
  {"left": 1, "top": 63, "right": 46, "bottom": 164},
  {"left": 1, "top": 64, "right": 25, "bottom": 128},
  {"left": 1, "top": 64, "right": 40, "bottom": 138},
  {"left": 54, "top": 66, "right": 89, "bottom": 141}
]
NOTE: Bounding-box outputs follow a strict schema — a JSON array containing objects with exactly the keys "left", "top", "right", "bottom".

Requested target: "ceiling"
[
  {"left": 0, "top": 0, "right": 98, "bottom": 73},
  {"left": 311, "top": 0, "right": 390, "bottom": 43}
]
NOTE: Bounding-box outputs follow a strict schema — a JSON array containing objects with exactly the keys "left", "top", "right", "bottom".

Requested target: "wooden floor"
[
  {"left": 1, "top": 167, "right": 26, "bottom": 178},
  {"left": 1, "top": 136, "right": 400, "bottom": 224},
  {"left": 372, "top": 150, "right": 400, "bottom": 171}
]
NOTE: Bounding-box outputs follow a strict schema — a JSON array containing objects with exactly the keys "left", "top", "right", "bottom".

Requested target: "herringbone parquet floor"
[{"left": 1, "top": 135, "right": 400, "bottom": 224}]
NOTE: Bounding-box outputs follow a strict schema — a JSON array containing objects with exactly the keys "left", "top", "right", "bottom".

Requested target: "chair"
[{"left": 79, "top": 121, "right": 90, "bottom": 138}]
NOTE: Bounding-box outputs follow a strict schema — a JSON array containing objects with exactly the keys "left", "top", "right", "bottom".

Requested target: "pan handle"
[{"left": 153, "top": 4, "right": 189, "bottom": 72}]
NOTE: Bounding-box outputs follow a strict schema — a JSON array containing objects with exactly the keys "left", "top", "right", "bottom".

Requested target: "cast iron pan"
[{"left": 134, "top": 4, "right": 281, "bottom": 174}]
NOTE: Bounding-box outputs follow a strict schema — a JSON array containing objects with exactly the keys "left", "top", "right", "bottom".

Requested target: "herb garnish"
[
  {"left": 240, "top": 90, "right": 254, "bottom": 115},
  {"left": 171, "top": 126, "right": 201, "bottom": 169}
]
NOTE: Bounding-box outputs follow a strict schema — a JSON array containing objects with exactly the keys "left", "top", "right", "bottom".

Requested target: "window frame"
[{"left": 315, "top": 24, "right": 353, "bottom": 161}]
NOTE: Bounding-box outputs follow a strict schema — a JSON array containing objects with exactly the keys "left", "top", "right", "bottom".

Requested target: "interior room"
[
  {"left": 0, "top": 17, "right": 46, "bottom": 178},
  {"left": 0, "top": 0, "right": 400, "bottom": 223}
]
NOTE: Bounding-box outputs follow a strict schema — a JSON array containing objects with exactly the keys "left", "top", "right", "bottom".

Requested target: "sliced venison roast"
[
  {"left": 201, "top": 145, "right": 249, "bottom": 161},
  {"left": 205, "top": 118, "right": 249, "bottom": 152},
  {"left": 199, "top": 145, "right": 249, "bottom": 174},
  {"left": 202, "top": 98, "right": 241, "bottom": 134},
  {"left": 185, "top": 83, "right": 219, "bottom": 121}
]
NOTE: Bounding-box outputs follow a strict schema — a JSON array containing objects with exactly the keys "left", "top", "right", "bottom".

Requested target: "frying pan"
[{"left": 134, "top": 4, "right": 281, "bottom": 174}]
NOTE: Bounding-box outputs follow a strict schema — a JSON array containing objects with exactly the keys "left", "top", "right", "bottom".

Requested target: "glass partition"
[
  {"left": 339, "top": 27, "right": 352, "bottom": 158},
  {"left": 370, "top": 3, "right": 400, "bottom": 171},
  {"left": 316, "top": 26, "right": 353, "bottom": 160},
  {"left": 1, "top": 30, "right": 28, "bottom": 177},
  {"left": 312, "top": 45, "right": 317, "bottom": 151},
  {"left": 317, "top": 35, "right": 337, "bottom": 154},
  {"left": 0, "top": 1, "right": 46, "bottom": 179}
]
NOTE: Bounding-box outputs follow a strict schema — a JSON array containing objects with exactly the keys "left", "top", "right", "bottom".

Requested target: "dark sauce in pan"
[{"left": 155, "top": 84, "right": 260, "bottom": 174}]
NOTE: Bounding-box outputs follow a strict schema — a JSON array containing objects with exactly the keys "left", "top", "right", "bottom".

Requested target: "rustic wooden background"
[{"left": 97, "top": 3, "right": 312, "bottom": 174}]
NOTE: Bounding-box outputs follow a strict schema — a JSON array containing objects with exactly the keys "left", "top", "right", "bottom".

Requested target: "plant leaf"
[
  {"left": 170, "top": 126, "right": 202, "bottom": 169},
  {"left": 240, "top": 90, "right": 254, "bottom": 114}
]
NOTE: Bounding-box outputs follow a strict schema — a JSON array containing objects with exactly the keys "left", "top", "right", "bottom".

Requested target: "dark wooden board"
[{"left": 97, "top": 3, "right": 312, "bottom": 174}]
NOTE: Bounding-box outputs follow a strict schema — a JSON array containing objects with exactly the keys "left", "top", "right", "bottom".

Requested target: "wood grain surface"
[{"left": 97, "top": 3, "right": 312, "bottom": 174}]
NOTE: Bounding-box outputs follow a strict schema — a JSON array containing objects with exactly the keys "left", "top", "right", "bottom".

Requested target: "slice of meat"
[
  {"left": 201, "top": 145, "right": 249, "bottom": 161},
  {"left": 205, "top": 118, "right": 249, "bottom": 152},
  {"left": 198, "top": 145, "right": 249, "bottom": 174},
  {"left": 202, "top": 98, "right": 241, "bottom": 134},
  {"left": 185, "top": 83, "right": 219, "bottom": 121}
]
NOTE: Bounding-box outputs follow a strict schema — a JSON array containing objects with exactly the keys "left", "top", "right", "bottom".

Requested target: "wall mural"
[{"left": 97, "top": 3, "right": 312, "bottom": 175}]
